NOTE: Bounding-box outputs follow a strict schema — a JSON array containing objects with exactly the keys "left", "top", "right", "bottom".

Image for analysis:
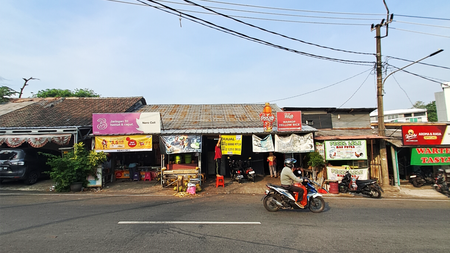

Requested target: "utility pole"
[{"left": 371, "top": 0, "right": 393, "bottom": 187}]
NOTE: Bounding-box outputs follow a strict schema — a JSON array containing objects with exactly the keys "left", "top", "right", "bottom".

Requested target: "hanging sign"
[
  {"left": 259, "top": 103, "right": 275, "bottom": 132},
  {"left": 221, "top": 135, "right": 242, "bottom": 155},
  {"left": 402, "top": 125, "right": 450, "bottom": 146},
  {"left": 410, "top": 147, "right": 450, "bottom": 165},
  {"left": 252, "top": 135, "right": 275, "bottom": 152},
  {"left": 92, "top": 112, "right": 161, "bottom": 135},
  {"left": 160, "top": 135, "right": 202, "bottom": 154},
  {"left": 274, "top": 133, "right": 314, "bottom": 153},
  {"left": 324, "top": 140, "right": 367, "bottom": 160},
  {"left": 277, "top": 111, "right": 302, "bottom": 131},
  {"left": 94, "top": 135, "right": 152, "bottom": 152}
]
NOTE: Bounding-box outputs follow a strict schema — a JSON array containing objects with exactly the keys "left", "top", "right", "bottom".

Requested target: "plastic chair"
[
  {"left": 216, "top": 175, "right": 224, "bottom": 188},
  {"left": 144, "top": 172, "right": 152, "bottom": 181}
]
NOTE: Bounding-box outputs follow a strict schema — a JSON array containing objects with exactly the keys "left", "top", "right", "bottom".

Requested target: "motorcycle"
[
  {"left": 409, "top": 168, "right": 434, "bottom": 187},
  {"left": 339, "top": 170, "right": 383, "bottom": 198},
  {"left": 262, "top": 178, "right": 325, "bottom": 213},
  {"left": 434, "top": 169, "right": 449, "bottom": 196},
  {"left": 241, "top": 158, "right": 256, "bottom": 182},
  {"left": 228, "top": 157, "right": 255, "bottom": 183}
]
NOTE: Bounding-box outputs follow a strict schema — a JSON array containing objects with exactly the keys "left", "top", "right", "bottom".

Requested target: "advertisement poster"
[
  {"left": 252, "top": 135, "right": 275, "bottom": 153},
  {"left": 276, "top": 111, "right": 302, "bottom": 131},
  {"left": 410, "top": 147, "right": 450, "bottom": 165},
  {"left": 274, "top": 133, "right": 314, "bottom": 153},
  {"left": 315, "top": 142, "right": 325, "bottom": 160},
  {"left": 402, "top": 125, "right": 450, "bottom": 146},
  {"left": 160, "top": 135, "right": 202, "bottom": 154},
  {"left": 93, "top": 112, "right": 161, "bottom": 135},
  {"left": 259, "top": 103, "right": 275, "bottom": 132},
  {"left": 221, "top": 135, "right": 242, "bottom": 155},
  {"left": 324, "top": 140, "right": 367, "bottom": 160},
  {"left": 94, "top": 135, "right": 152, "bottom": 152},
  {"left": 327, "top": 167, "right": 369, "bottom": 181}
]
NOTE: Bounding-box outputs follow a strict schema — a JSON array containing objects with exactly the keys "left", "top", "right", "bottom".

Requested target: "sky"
[{"left": 1, "top": 0, "right": 449, "bottom": 111}]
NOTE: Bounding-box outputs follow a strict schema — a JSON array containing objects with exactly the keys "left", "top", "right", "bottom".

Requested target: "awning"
[{"left": 0, "top": 134, "right": 72, "bottom": 148}]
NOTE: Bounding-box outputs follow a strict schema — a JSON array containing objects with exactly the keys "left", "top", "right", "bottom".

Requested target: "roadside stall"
[{"left": 159, "top": 135, "right": 202, "bottom": 188}]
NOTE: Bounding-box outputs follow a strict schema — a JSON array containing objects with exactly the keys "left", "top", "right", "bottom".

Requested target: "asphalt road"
[{"left": 0, "top": 193, "right": 449, "bottom": 253}]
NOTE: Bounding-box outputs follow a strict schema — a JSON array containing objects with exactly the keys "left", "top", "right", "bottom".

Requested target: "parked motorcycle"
[
  {"left": 241, "top": 158, "right": 256, "bottom": 182},
  {"left": 228, "top": 157, "right": 255, "bottom": 183},
  {"left": 339, "top": 170, "right": 383, "bottom": 198},
  {"left": 409, "top": 168, "right": 434, "bottom": 187},
  {"left": 262, "top": 178, "right": 325, "bottom": 213},
  {"left": 434, "top": 169, "right": 449, "bottom": 196}
]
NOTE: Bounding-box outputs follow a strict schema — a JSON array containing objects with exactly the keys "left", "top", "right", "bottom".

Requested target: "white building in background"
[
  {"left": 435, "top": 82, "right": 450, "bottom": 122},
  {"left": 370, "top": 108, "right": 428, "bottom": 123}
]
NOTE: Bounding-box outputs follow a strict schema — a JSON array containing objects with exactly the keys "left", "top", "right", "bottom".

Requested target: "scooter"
[
  {"left": 339, "top": 170, "right": 383, "bottom": 198},
  {"left": 434, "top": 169, "right": 449, "bottom": 196},
  {"left": 228, "top": 157, "right": 255, "bottom": 183},
  {"left": 409, "top": 168, "right": 434, "bottom": 187},
  {"left": 262, "top": 178, "right": 325, "bottom": 213},
  {"left": 241, "top": 158, "right": 256, "bottom": 182}
]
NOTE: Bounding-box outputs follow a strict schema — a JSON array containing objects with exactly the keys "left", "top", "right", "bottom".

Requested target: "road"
[{"left": 0, "top": 192, "right": 449, "bottom": 253}]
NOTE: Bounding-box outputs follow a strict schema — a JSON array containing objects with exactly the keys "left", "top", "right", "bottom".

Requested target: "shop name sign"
[
  {"left": 93, "top": 112, "right": 161, "bottom": 135},
  {"left": 402, "top": 125, "right": 450, "bottom": 146},
  {"left": 410, "top": 147, "right": 450, "bottom": 165},
  {"left": 94, "top": 135, "right": 153, "bottom": 152},
  {"left": 277, "top": 111, "right": 302, "bottom": 131},
  {"left": 324, "top": 140, "right": 367, "bottom": 160}
]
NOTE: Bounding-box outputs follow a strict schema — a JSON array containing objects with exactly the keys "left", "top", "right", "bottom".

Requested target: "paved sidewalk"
[{"left": 1, "top": 175, "right": 449, "bottom": 199}]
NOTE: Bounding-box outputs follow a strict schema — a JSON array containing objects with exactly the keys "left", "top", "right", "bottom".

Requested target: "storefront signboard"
[
  {"left": 276, "top": 111, "right": 302, "bottom": 131},
  {"left": 252, "top": 134, "right": 275, "bottom": 152},
  {"left": 402, "top": 125, "right": 450, "bottom": 146},
  {"left": 160, "top": 135, "right": 202, "bottom": 154},
  {"left": 92, "top": 112, "right": 161, "bottom": 135},
  {"left": 324, "top": 140, "right": 367, "bottom": 160},
  {"left": 410, "top": 147, "right": 450, "bottom": 165},
  {"left": 327, "top": 167, "right": 369, "bottom": 181},
  {"left": 221, "top": 135, "right": 242, "bottom": 155},
  {"left": 274, "top": 133, "right": 314, "bottom": 153},
  {"left": 94, "top": 135, "right": 152, "bottom": 152}
]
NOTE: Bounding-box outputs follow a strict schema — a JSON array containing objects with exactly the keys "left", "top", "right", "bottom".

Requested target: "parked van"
[{"left": 0, "top": 148, "right": 59, "bottom": 185}]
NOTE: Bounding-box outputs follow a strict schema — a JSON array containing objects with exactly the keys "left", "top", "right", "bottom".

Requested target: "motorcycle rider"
[{"left": 280, "top": 158, "right": 307, "bottom": 208}]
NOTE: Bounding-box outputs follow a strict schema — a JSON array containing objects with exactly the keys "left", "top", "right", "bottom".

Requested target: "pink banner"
[
  {"left": 277, "top": 111, "right": 302, "bottom": 131},
  {"left": 92, "top": 113, "right": 161, "bottom": 135}
]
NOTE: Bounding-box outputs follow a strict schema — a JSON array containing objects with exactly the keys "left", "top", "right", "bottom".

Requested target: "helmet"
[{"left": 284, "top": 158, "right": 297, "bottom": 168}]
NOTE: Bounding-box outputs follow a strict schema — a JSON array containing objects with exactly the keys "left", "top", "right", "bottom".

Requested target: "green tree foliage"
[
  {"left": 412, "top": 101, "right": 437, "bottom": 122},
  {"left": 0, "top": 86, "right": 18, "bottom": 102},
  {"left": 34, "top": 88, "right": 99, "bottom": 98}
]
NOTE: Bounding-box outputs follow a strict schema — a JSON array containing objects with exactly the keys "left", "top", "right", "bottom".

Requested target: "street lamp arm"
[{"left": 382, "top": 49, "right": 443, "bottom": 86}]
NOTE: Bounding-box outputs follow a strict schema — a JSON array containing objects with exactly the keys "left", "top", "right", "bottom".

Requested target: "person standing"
[
  {"left": 267, "top": 152, "right": 277, "bottom": 178},
  {"left": 214, "top": 136, "right": 222, "bottom": 176}
]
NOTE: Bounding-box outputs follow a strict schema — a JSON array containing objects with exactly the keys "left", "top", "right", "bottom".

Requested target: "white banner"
[
  {"left": 324, "top": 140, "right": 367, "bottom": 160},
  {"left": 326, "top": 167, "right": 369, "bottom": 181},
  {"left": 252, "top": 135, "right": 275, "bottom": 152},
  {"left": 274, "top": 133, "right": 314, "bottom": 153}
]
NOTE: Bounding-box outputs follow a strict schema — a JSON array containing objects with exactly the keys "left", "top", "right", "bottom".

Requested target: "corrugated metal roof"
[{"left": 138, "top": 104, "right": 317, "bottom": 135}]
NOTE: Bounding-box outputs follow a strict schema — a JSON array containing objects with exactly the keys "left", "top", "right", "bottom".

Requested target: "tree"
[
  {"left": 412, "top": 101, "right": 437, "bottom": 122},
  {"left": 0, "top": 86, "right": 18, "bottom": 102},
  {"left": 34, "top": 88, "right": 100, "bottom": 98}
]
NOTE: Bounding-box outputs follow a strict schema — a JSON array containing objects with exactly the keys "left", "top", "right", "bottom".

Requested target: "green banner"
[{"left": 410, "top": 147, "right": 450, "bottom": 165}]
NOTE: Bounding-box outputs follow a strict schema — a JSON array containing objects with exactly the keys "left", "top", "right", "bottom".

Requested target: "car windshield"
[{"left": 0, "top": 150, "right": 23, "bottom": 160}]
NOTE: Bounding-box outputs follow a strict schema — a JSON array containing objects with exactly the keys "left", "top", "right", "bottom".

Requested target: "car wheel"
[{"left": 24, "top": 171, "right": 39, "bottom": 185}]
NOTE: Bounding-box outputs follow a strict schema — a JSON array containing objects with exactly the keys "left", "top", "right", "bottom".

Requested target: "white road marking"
[{"left": 118, "top": 221, "right": 261, "bottom": 225}]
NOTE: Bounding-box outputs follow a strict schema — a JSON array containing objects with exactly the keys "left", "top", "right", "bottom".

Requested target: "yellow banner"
[
  {"left": 221, "top": 135, "right": 242, "bottom": 155},
  {"left": 94, "top": 135, "right": 152, "bottom": 152}
]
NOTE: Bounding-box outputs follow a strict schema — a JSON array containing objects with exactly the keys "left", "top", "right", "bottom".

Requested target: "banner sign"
[
  {"left": 277, "top": 111, "right": 302, "bottom": 131},
  {"left": 315, "top": 142, "right": 325, "bottom": 160},
  {"left": 160, "top": 135, "right": 202, "bottom": 154},
  {"left": 402, "top": 125, "right": 450, "bottom": 146},
  {"left": 94, "top": 135, "right": 152, "bottom": 152},
  {"left": 221, "top": 135, "right": 242, "bottom": 155},
  {"left": 410, "top": 147, "right": 450, "bottom": 165},
  {"left": 324, "top": 140, "right": 367, "bottom": 160},
  {"left": 252, "top": 135, "right": 275, "bottom": 153},
  {"left": 93, "top": 112, "right": 161, "bottom": 135},
  {"left": 274, "top": 133, "right": 314, "bottom": 153},
  {"left": 327, "top": 167, "right": 369, "bottom": 181}
]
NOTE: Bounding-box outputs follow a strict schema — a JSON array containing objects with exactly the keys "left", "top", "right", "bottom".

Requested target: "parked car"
[{"left": 0, "top": 148, "right": 60, "bottom": 185}]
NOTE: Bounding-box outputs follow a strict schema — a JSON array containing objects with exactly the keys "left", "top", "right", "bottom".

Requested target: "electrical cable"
[
  {"left": 385, "top": 63, "right": 445, "bottom": 84},
  {"left": 139, "top": 0, "right": 375, "bottom": 65},
  {"left": 391, "top": 73, "right": 415, "bottom": 107},
  {"left": 385, "top": 56, "right": 450, "bottom": 70},
  {"left": 393, "top": 20, "right": 450, "bottom": 29},
  {"left": 395, "top": 14, "right": 450, "bottom": 21},
  {"left": 183, "top": 0, "right": 374, "bottom": 55},
  {"left": 263, "top": 67, "right": 374, "bottom": 103},
  {"left": 336, "top": 69, "right": 373, "bottom": 109},
  {"left": 390, "top": 27, "right": 450, "bottom": 38}
]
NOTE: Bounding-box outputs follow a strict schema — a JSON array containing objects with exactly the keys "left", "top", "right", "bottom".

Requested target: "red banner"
[
  {"left": 277, "top": 111, "right": 302, "bottom": 131},
  {"left": 402, "top": 125, "right": 450, "bottom": 146}
]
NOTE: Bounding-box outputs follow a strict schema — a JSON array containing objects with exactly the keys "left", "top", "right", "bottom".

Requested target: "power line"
[
  {"left": 391, "top": 74, "right": 415, "bottom": 107},
  {"left": 337, "top": 69, "right": 373, "bottom": 109},
  {"left": 266, "top": 68, "right": 374, "bottom": 103},
  {"left": 183, "top": 0, "right": 374, "bottom": 55},
  {"left": 393, "top": 20, "right": 450, "bottom": 29},
  {"left": 390, "top": 27, "right": 450, "bottom": 38},
  {"left": 385, "top": 56, "right": 450, "bottom": 70},
  {"left": 395, "top": 14, "right": 450, "bottom": 21},
  {"left": 138, "top": 0, "right": 375, "bottom": 65},
  {"left": 385, "top": 63, "right": 445, "bottom": 84}
]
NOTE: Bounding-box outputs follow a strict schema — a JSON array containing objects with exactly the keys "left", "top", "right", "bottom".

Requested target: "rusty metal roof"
[{"left": 138, "top": 104, "right": 317, "bottom": 134}]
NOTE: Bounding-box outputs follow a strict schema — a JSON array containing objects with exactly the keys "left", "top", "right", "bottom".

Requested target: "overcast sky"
[{"left": 1, "top": 0, "right": 448, "bottom": 111}]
